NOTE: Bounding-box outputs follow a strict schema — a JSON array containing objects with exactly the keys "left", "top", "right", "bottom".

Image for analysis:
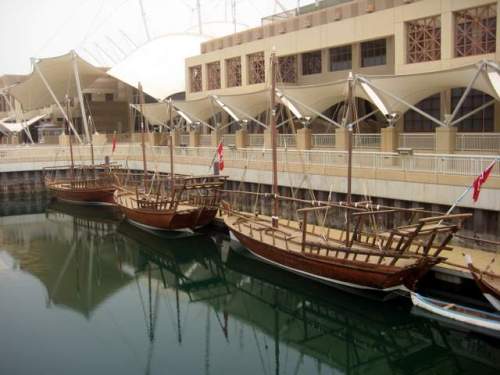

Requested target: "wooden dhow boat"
[
  {"left": 114, "top": 83, "right": 226, "bottom": 231},
  {"left": 465, "top": 254, "right": 500, "bottom": 311},
  {"left": 222, "top": 53, "right": 471, "bottom": 293},
  {"left": 43, "top": 99, "right": 119, "bottom": 205}
]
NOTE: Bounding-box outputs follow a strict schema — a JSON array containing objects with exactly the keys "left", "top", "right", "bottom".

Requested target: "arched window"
[
  {"left": 404, "top": 94, "right": 440, "bottom": 132},
  {"left": 451, "top": 88, "right": 493, "bottom": 132}
]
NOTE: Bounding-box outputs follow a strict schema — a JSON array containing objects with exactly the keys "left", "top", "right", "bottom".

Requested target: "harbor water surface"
[{"left": 0, "top": 198, "right": 499, "bottom": 375}]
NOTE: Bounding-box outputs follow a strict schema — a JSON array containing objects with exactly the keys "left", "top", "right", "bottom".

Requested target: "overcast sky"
[{"left": 0, "top": 0, "right": 312, "bottom": 75}]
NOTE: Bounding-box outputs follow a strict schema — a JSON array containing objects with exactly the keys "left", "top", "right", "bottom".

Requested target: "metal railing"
[
  {"left": 399, "top": 133, "right": 435, "bottom": 150},
  {"left": 278, "top": 134, "right": 296, "bottom": 148},
  {"left": 248, "top": 134, "right": 264, "bottom": 147},
  {"left": 353, "top": 133, "right": 380, "bottom": 149},
  {"left": 456, "top": 133, "right": 500, "bottom": 153},
  {"left": 222, "top": 134, "right": 236, "bottom": 145},
  {"left": 312, "top": 133, "right": 335, "bottom": 148},
  {"left": 1, "top": 144, "right": 499, "bottom": 178},
  {"left": 179, "top": 133, "right": 189, "bottom": 145},
  {"left": 199, "top": 134, "right": 211, "bottom": 146}
]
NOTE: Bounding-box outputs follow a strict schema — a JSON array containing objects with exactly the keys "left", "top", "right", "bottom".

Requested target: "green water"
[{"left": 0, "top": 200, "right": 498, "bottom": 375}]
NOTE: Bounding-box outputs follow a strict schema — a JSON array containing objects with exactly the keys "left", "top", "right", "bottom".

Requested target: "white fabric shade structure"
[
  {"left": 108, "top": 33, "right": 212, "bottom": 100},
  {"left": 358, "top": 61, "right": 500, "bottom": 122},
  {"left": 9, "top": 51, "right": 105, "bottom": 111},
  {"left": 0, "top": 113, "right": 49, "bottom": 134},
  {"left": 131, "top": 102, "right": 177, "bottom": 127},
  {"left": 271, "top": 61, "right": 500, "bottom": 127},
  {"left": 214, "top": 89, "right": 270, "bottom": 126},
  {"left": 172, "top": 96, "right": 221, "bottom": 129}
]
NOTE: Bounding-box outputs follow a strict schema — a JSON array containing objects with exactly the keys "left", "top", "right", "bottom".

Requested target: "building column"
[
  {"left": 235, "top": 128, "right": 248, "bottom": 149},
  {"left": 335, "top": 127, "right": 349, "bottom": 151},
  {"left": 435, "top": 126, "right": 457, "bottom": 154},
  {"left": 189, "top": 129, "right": 200, "bottom": 147},
  {"left": 381, "top": 127, "right": 399, "bottom": 152},
  {"left": 296, "top": 127, "right": 312, "bottom": 150},
  {"left": 211, "top": 129, "right": 222, "bottom": 147}
]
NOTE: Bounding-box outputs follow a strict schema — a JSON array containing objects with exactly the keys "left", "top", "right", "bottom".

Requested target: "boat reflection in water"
[{"left": 0, "top": 202, "right": 498, "bottom": 375}]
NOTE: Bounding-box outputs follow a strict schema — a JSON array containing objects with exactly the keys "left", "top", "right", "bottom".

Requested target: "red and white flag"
[
  {"left": 472, "top": 160, "right": 496, "bottom": 202},
  {"left": 217, "top": 141, "right": 224, "bottom": 171},
  {"left": 111, "top": 132, "right": 117, "bottom": 153}
]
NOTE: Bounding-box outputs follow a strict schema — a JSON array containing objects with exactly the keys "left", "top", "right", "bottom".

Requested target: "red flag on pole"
[
  {"left": 472, "top": 161, "right": 496, "bottom": 202},
  {"left": 217, "top": 141, "right": 224, "bottom": 171},
  {"left": 112, "top": 131, "right": 117, "bottom": 153}
]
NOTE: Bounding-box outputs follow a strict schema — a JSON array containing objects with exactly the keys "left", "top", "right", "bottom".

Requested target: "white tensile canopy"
[
  {"left": 215, "top": 89, "right": 270, "bottom": 123},
  {"left": 0, "top": 113, "right": 49, "bottom": 134},
  {"left": 131, "top": 102, "right": 177, "bottom": 127},
  {"left": 9, "top": 51, "right": 105, "bottom": 111},
  {"left": 359, "top": 61, "right": 500, "bottom": 117},
  {"left": 172, "top": 96, "right": 220, "bottom": 127},
  {"left": 279, "top": 79, "right": 352, "bottom": 119},
  {"left": 108, "top": 33, "right": 211, "bottom": 100},
  {"left": 276, "top": 61, "right": 500, "bottom": 124}
]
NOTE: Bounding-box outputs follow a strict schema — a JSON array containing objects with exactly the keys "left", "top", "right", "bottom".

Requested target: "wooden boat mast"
[
  {"left": 138, "top": 83, "right": 148, "bottom": 191},
  {"left": 72, "top": 51, "right": 95, "bottom": 166},
  {"left": 271, "top": 51, "right": 279, "bottom": 228},
  {"left": 65, "top": 96, "right": 75, "bottom": 177},
  {"left": 169, "top": 98, "right": 175, "bottom": 198},
  {"left": 345, "top": 73, "right": 354, "bottom": 247}
]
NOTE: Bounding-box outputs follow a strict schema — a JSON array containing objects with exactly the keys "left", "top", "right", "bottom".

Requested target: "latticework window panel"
[
  {"left": 302, "top": 50, "right": 322, "bottom": 75},
  {"left": 278, "top": 55, "right": 297, "bottom": 83},
  {"left": 248, "top": 52, "right": 265, "bottom": 85},
  {"left": 189, "top": 65, "right": 202, "bottom": 93},
  {"left": 226, "top": 57, "right": 242, "bottom": 87},
  {"left": 455, "top": 4, "right": 497, "bottom": 57},
  {"left": 407, "top": 16, "right": 441, "bottom": 63},
  {"left": 207, "top": 61, "right": 221, "bottom": 90}
]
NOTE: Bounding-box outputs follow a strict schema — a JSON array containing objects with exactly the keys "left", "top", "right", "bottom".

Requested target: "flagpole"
[{"left": 445, "top": 157, "right": 498, "bottom": 215}]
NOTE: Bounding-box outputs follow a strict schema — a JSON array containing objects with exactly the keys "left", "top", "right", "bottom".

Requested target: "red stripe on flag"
[
  {"left": 217, "top": 141, "right": 224, "bottom": 171},
  {"left": 472, "top": 161, "right": 495, "bottom": 202}
]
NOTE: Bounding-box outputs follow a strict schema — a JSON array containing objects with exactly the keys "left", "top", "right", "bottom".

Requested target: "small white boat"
[{"left": 411, "top": 292, "right": 500, "bottom": 334}]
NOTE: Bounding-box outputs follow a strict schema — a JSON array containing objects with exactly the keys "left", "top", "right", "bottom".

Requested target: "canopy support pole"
[
  {"left": 357, "top": 76, "right": 446, "bottom": 128},
  {"left": 451, "top": 99, "right": 495, "bottom": 126},
  {"left": 32, "top": 58, "right": 83, "bottom": 143},
  {"left": 72, "top": 51, "right": 92, "bottom": 145},
  {"left": 447, "top": 62, "right": 485, "bottom": 126},
  {"left": 212, "top": 95, "right": 240, "bottom": 122}
]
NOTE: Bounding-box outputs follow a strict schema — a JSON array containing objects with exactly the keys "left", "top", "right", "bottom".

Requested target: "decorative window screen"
[
  {"left": 278, "top": 55, "right": 297, "bottom": 83},
  {"left": 190, "top": 65, "right": 202, "bottom": 92},
  {"left": 226, "top": 57, "right": 242, "bottom": 87},
  {"left": 455, "top": 4, "right": 496, "bottom": 57},
  {"left": 248, "top": 52, "right": 265, "bottom": 85},
  {"left": 407, "top": 16, "right": 441, "bottom": 63},
  {"left": 207, "top": 61, "right": 221, "bottom": 90}
]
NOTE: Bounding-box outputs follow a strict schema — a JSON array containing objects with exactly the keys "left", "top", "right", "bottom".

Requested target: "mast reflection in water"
[{"left": 0, "top": 200, "right": 498, "bottom": 375}]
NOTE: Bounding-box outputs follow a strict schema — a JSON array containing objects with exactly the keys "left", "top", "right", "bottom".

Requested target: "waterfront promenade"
[{"left": 0, "top": 143, "right": 498, "bottom": 211}]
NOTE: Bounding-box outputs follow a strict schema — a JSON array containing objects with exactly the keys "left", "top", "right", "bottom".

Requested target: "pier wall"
[{"left": 0, "top": 144, "right": 498, "bottom": 241}]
